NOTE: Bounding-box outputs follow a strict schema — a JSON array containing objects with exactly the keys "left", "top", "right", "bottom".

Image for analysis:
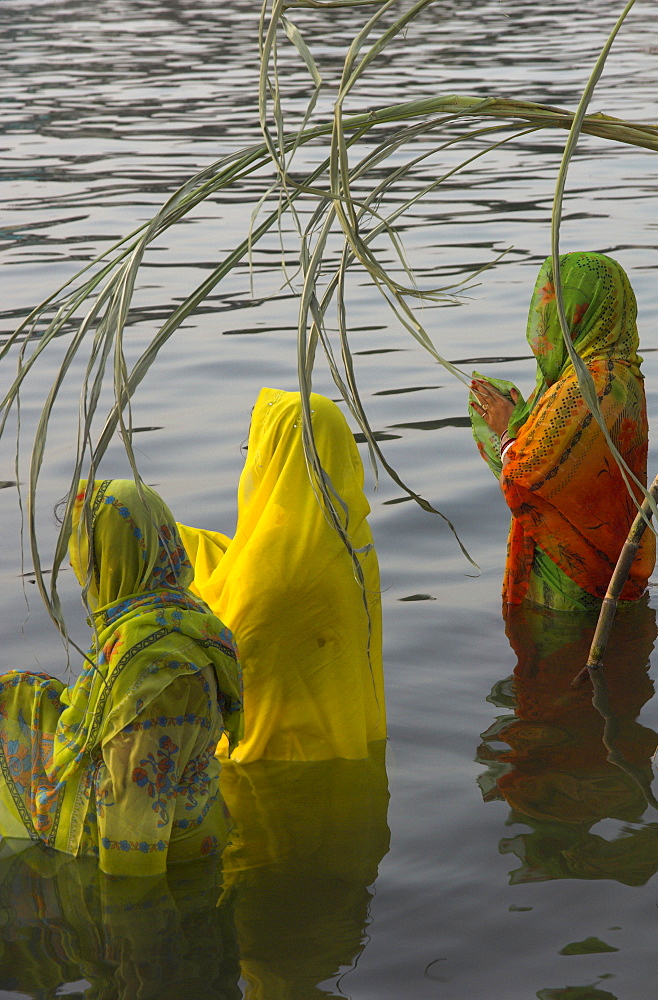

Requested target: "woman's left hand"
[{"left": 470, "top": 379, "right": 519, "bottom": 437}]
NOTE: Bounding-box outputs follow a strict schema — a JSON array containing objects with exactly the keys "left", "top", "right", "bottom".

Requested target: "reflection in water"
[
  {"left": 477, "top": 602, "right": 658, "bottom": 886},
  {"left": 220, "top": 745, "right": 390, "bottom": 999},
  {"left": 0, "top": 748, "right": 389, "bottom": 999},
  {"left": 0, "top": 845, "right": 241, "bottom": 999}
]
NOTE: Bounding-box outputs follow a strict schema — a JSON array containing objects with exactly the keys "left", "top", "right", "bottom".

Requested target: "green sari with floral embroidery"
[{"left": 0, "top": 479, "right": 242, "bottom": 876}]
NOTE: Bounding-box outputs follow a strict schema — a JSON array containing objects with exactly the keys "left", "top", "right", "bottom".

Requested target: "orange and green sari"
[{"left": 472, "top": 252, "right": 655, "bottom": 609}]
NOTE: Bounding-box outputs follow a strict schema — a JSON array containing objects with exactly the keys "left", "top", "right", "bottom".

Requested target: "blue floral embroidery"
[
  {"left": 94, "top": 783, "right": 114, "bottom": 818},
  {"left": 122, "top": 712, "right": 209, "bottom": 734},
  {"left": 98, "top": 591, "right": 206, "bottom": 629},
  {"left": 101, "top": 836, "right": 166, "bottom": 854},
  {"left": 103, "top": 495, "right": 149, "bottom": 563},
  {"left": 178, "top": 746, "right": 213, "bottom": 811},
  {"left": 150, "top": 523, "right": 192, "bottom": 589},
  {"left": 132, "top": 735, "right": 180, "bottom": 827}
]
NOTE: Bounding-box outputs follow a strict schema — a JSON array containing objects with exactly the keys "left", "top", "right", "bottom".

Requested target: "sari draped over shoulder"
[
  {"left": 177, "top": 387, "right": 385, "bottom": 763},
  {"left": 0, "top": 479, "right": 242, "bottom": 875},
  {"left": 472, "top": 252, "right": 655, "bottom": 608}
]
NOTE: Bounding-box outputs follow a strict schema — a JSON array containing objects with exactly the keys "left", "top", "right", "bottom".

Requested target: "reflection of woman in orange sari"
[
  {"left": 470, "top": 252, "right": 655, "bottom": 610},
  {"left": 477, "top": 602, "right": 658, "bottom": 885}
]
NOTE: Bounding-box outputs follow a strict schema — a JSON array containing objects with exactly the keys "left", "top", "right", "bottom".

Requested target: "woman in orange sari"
[{"left": 470, "top": 251, "right": 655, "bottom": 610}]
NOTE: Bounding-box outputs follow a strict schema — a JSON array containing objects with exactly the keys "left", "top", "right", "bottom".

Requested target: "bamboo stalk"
[{"left": 573, "top": 472, "right": 658, "bottom": 686}]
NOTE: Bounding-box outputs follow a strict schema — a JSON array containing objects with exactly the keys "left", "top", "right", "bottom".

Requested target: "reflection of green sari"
[
  {"left": 477, "top": 602, "right": 658, "bottom": 885},
  {"left": 0, "top": 842, "right": 241, "bottom": 998}
]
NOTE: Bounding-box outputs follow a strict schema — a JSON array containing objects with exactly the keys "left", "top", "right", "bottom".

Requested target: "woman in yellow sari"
[
  {"left": 470, "top": 251, "right": 655, "bottom": 610},
  {"left": 178, "top": 387, "right": 385, "bottom": 763},
  {"left": 0, "top": 479, "right": 242, "bottom": 875}
]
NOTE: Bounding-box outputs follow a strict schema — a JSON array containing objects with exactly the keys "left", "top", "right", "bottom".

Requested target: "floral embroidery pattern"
[
  {"left": 538, "top": 280, "right": 555, "bottom": 306},
  {"left": 98, "top": 591, "right": 208, "bottom": 629},
  {"left": 151, "top": 523, "right": 192, "bottom": 589},
  {"left": 122, "top": 712, "right": 209, "bottom": 734},
  {"left": 571, "top": 300, "right": 589, "bottom": 329},
  {"left": 616, "top": 416, "right": 639, "bottom": 452},
  {"left": 101, "top": 836, "right": 167, "bottom": 854},
  {"left": 200, "top": 835, "right": 220, "bottom": 856},
  {"left": 172, "top": 791, "right": 218, "bottom": 832},
  {"left": 94, "top": 783, "right": 115, "bottom": 818},
  {"left": 4, "top": 722, "right": 31, "bottom": 795},
  {"left": 178, "top": 746, "right": 213, "bottom": 811},
  {"left": 103, "top": 493, "right": 148, "bottom": 561},
  {"left": 0, "top": 699, "right": 61, "bottom": 838},
  {"left": 132, "top": 735, "right": 180, "bottom": 827}
]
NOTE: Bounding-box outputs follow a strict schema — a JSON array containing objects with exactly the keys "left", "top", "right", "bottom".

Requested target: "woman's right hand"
[{"left": 470, "top": 379, "right": 519, "bottom": 437}]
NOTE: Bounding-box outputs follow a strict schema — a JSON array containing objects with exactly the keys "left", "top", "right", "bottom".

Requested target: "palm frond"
[{"left": 2, "top": 0, "right": 655, "bottom": 633}]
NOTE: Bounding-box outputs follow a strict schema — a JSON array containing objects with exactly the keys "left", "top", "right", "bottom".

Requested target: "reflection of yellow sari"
[
  {"left": 178, "top": 388, "right": 386, "bottom": 763},
  {"left": 219, "top": 746, "right": 390, "bottom": 998}
]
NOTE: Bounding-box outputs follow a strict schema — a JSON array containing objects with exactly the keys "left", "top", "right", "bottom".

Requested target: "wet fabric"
[
  {"left": 470, "top": 252, "right": 655, "bottom": 607},
  {"left": 0, "top": 479, "right": 242, "bottom": 875},
  {"left": 177, "top": 387, "right": 385, "bottom": 763}
]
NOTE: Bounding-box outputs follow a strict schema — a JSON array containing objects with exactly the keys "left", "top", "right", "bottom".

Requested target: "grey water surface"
[{"left": 1, "top": 1, "right": 658, "bottom": 998}]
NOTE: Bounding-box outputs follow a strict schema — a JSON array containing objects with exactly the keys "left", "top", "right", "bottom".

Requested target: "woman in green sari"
[{"left": 0, "top": 479, "right": 242, "bottom": 876}]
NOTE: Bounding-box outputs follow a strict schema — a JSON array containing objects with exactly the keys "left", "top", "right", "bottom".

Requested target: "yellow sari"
[
  {"left": 178, "top": 387, "right": 386, "bottom": 762},
  {"left": 0, "top": 479, "right": 242, "bottom": 875}
]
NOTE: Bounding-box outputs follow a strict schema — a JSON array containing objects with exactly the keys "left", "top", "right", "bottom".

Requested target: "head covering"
[
  {"left": 526, "top": 251, "right": 642, "bottom": 388},
  {"left": 501, "top": 253, "right": 654, "bottom": 604},
  {"left": 506, "top": 250, "right": 644, "bottom": 438},
  {"left": 178, "top": 388, "right": 385, "bottom": 762},
  {"left": 53, "top": 479, "right": 243, "bottom": 788},
  {"left": 69, "top": 477, "right": 194, "bottom": 610}
]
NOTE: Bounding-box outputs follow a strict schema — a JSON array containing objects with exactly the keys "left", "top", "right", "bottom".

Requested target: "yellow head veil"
[{"left": 178, "top": 388, "right": 385, "bottom": 762}]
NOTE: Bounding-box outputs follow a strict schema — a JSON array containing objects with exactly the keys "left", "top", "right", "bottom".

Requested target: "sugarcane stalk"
[{"left": 573, "top": 472, "right": 658, "bottom": 686}]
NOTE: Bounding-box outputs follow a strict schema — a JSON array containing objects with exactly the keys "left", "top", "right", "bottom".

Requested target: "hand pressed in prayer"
[{"left": 470, "top": 379, "right": 519, "bottom": 437}]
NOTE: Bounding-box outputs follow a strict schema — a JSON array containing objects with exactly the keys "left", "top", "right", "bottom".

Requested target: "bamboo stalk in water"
[
  {"left": 573, "top": 472, "right": 658, "bottom": 686},
  {"left": 588, "top": 666, "right": 658, "bottom": 809}
]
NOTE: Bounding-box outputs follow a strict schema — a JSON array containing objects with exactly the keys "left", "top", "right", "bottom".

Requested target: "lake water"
[{"left": 1, "top": 1, "right": 658, "bottom": 998}]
